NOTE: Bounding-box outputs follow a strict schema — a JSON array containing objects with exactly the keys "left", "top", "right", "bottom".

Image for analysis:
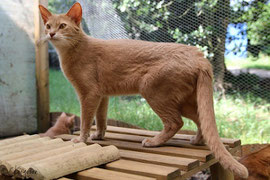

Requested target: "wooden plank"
[
  {"left": 58, "top": 178, "right": 73, "bottom": 180},
  {"left": 34, "top": 0, "right": 50, "bottom": 133},
  {"left": 85, "top": 131, "right": 211, "bottom": 150},
  {"left": 86, "top": 126, "right": 241, "bottom": 147},
  {"left": 217, "top": 138, "right": 241, "bottom": 148},
  {"left": 119, "top": 149, "right": 199, "bottom": 171},
  {"left": 105, "top": 159, "right": 180, "bottom": 180},
  {"left": 93, "top": 140, "right": 213, "bottom": 162},
  {"left": 57, "top": 134, "right": 213, "bottom": 162},
  {"left": 74, "top": 167, "right": 156, "bottom": 180}
]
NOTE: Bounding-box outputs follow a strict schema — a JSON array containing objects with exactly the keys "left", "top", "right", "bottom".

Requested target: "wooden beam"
[
  {"left": 34, "top": 0, "right": 50, "bottom": 133},
  {"left": 210, "top": 162, "right": 234, "bottom": 180}
]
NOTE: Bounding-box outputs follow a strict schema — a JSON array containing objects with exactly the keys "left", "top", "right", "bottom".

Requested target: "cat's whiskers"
[{"left": 58, "top": 34, "right": 83, "bottom": 48}]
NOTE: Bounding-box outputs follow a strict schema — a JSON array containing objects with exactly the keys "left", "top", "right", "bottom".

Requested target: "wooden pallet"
[{"left": 56, "top": 125, "right": 240, "bottom": 180}]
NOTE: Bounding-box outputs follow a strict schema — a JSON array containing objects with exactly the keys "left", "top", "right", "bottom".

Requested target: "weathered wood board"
[
  {"left": 0, "top": 135, "right": 120, "bottom": 180},
  {"left": 0, "top": 0, "right": 37, "bottom": 137}
]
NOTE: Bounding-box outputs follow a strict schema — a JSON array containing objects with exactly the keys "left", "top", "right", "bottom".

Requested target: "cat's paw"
[
  {"left": 71, "top": 136, "right": 87, "bottom": 143},
  {"left": 90, "top": 132, "right": 105, "bottom": 140},
  {"left": 142, "top": 138, "right": 161, "bottom": 147},
  {"left": 190, "top": 135, "right": 205, "bottom": 145}
]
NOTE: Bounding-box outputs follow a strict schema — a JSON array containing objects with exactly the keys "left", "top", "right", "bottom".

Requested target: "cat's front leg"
[
  {"left": 90, "top": 96, "right": 109, "bottom": 140},
  {"left": 72, "top": 94, "right": 101, "bottom": 143}
]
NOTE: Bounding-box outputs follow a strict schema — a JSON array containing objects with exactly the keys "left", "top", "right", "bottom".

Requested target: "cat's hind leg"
[
  {"left": 90, "top": 96, "right": 109, "bottom": 140},
  {"left": 181, "top": 104, "right": 204, "bottom": 145},
  {"left": 141, "top": 98, "right": 184, "bottom": 147}
]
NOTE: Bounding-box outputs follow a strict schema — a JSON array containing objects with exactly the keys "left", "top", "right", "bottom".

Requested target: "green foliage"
[
  {"left": 232, "top": 0, "right": 270, "bottom": 56},
  {"left": 112, "top": 0, "right": 172, "bottom": 39},
  {"left": 49, "top": 69, "right": 270, "bottom": 144},
  {"left": 213, "top": 93, "right": 270, "bottom": 144},
  {"left": 246, "top": 3, "right": 270, "bottom": 55},
  {"left": 112, "top": 0, "right": 227, "bottom": 59},
  {"left": 48, "top": 0, "right": 76, "bottom": 13}
]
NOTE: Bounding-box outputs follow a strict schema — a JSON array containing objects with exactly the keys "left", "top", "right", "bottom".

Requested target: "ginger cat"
[
  {"left": 39, "top": 3, "right": 248, "bottom": 178},
  {"left": 40, "top": 112, "right": 75, "bottom": 138},
  {"left": 235, "top": 145, "right": 270, "bottom": 180}
]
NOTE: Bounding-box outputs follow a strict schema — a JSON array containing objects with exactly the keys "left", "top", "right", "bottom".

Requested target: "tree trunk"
[{"left": 209, "top": 0, "right": 230, "bottom": 92}]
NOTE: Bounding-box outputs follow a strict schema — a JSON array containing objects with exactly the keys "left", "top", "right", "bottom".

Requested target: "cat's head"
[
  {"left": 38, "top": 3, "right": 83, "bottom": 47},
  {"left": 56, "top": 112, "right": 75, "bottom": 128}
]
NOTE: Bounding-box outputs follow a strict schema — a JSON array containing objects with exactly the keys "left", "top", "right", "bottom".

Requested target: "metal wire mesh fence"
[{"left": 48, "top": 0, "right": 270, "bottom": 141}]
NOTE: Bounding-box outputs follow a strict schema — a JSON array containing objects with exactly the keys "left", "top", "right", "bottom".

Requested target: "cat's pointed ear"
[
  {"left": 60, "top": 112, "right": 67, "bottom": 117},
  {"left": 39, "top": 5, "right": 52, "bottom": 24},
  {"left": 66, "top": 2, "right": 82, "bottom": 25}
]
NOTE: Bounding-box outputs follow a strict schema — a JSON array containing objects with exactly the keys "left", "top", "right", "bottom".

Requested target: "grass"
[
  {"left": 226, "top": 55, "right": 270, "bottom": 70},
  {"left": 49, "top": 70, "right": 80, "bottom": 115},
  {"left": 50, "top": 69, "right": 270, "bottom": 144}
]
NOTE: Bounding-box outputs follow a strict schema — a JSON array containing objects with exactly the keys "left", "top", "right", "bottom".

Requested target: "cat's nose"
[{"left": 50, "top": 33, "right": 56, "bottom": 38}]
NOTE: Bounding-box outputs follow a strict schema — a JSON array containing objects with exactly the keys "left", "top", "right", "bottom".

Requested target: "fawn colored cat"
[
  {"left": 235, "top": 145, "right": 270, "bottom": 180},
  {"left": 39, "top": 3, "right": 248, "bottom": 178},
  {"left": 40, "top": 112, "right": 75, "bottom": 138}
]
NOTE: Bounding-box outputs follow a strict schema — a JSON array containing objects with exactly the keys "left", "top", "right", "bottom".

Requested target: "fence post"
[{"left": 34, "top": 0, "right": 50, "bottom": 133}]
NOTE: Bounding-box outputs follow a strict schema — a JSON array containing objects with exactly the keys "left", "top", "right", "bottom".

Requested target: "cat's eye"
[
  {"left": 59, "top": 23, "right": 67, "bottom": 29},
  {"left": 46, "top": 24, "right": 51, "bottom": 29}
]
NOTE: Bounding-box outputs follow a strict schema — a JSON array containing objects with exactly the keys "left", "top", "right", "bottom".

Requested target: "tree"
[
  {"left": 231, "top": 0, "right": 270, "bottom": 57},
  {"left": 244, "top": 2, "right": 270, "bottom": 56}
]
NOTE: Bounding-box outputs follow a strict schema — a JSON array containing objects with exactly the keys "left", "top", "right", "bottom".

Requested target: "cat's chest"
[
  {"left": 58, "top": 54, "right": 96, "bottom": 84},
  {"left": 58, "top": 56, "right": 77, "bottom": 80}
]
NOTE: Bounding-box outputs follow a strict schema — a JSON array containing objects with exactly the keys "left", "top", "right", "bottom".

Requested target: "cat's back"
[
  {"left": 103, "top": 38, "right": 197, "bottom": 52},
  {"left": 97, "top": 38, "right": 206, "bottom": 64}
]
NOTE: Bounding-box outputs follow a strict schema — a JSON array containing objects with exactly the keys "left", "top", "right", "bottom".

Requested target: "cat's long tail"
[{"left": 196, "top": 69, "right": 248, "bottom": 178}]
